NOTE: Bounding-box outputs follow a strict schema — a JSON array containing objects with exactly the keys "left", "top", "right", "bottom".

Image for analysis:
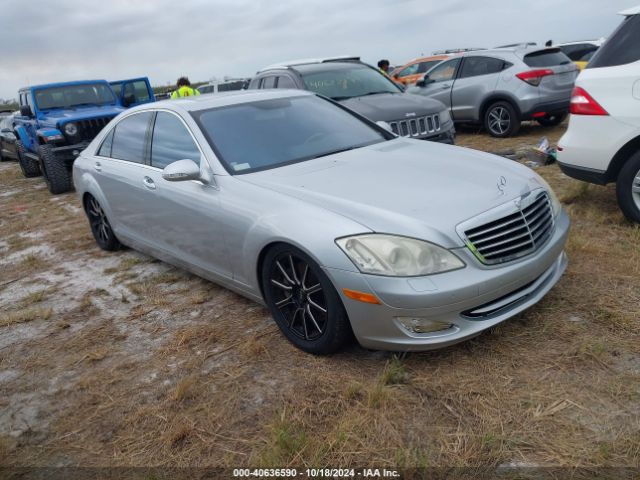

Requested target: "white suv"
[{"left": 557, "top": 6, "right": 640, "bottom": 222}]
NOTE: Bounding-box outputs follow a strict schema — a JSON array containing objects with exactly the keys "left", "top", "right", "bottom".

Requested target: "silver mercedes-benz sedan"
[{"left": 73, "top": 89, "right": 569, "bottom": 354}]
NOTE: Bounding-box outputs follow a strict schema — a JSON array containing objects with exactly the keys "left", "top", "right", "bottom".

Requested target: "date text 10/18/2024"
[{"left": 233, "top": 468, "right": 401, "bottom": 478}]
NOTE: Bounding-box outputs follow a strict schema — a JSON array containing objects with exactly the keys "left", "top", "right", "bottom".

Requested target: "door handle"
[
  {"left": 94, "top": 161, "right": 102, "bottom": 172},
  {"left": 143, "top": 176, "right": 156, "bottom": 190},
  {"left": 441, "top": 84, "right": 451, "bottom": 89}
]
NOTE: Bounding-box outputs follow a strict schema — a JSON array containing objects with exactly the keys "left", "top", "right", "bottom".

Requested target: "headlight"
[
  {"left": 439, "top": 108, "right": 451, "bottom": 124},
  {"left": 64, "top": 123, "right": 78, "bottom": 136},
  {"left": 336, "top": 234, "right": 465, "bottom": 277},
  {"left": 532, "top": 176, "right": 561, "bottom": 217}
]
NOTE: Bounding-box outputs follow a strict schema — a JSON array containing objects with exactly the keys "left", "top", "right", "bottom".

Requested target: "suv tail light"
[
  {"left": 569, "top": 87, "right": 609, "bottom": 116},
  {"left": 516, "top": 69, "right": 554, "bottom": 86}
]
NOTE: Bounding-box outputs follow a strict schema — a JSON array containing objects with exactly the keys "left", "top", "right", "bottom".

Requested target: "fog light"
[{"left": 395, "top": 317, "right": 453, "bottom": 334}]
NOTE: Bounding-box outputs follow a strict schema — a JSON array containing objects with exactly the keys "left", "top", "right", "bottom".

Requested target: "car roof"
[
  {"left": 555, "top": 39, "right": 604, "bottom": 47},
  {"left": 619, "top": 5, "right": 640, "bottom": 15},
  {"left": 259, "top": 56, "right": 361, "bottom": 72},
  {"left": 130, "top": 89, "right": 314, "bottom": 114},
  {"left": 19, "top": 79, "right": 110, "bottom": 91}
]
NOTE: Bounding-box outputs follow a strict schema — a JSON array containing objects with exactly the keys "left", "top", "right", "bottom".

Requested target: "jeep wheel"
[
  {"left": 616, "top": 150, "right": 640, "bottom": 224},
  {"left": 16, "top": 140, "right": 42, "bottom": 178},
  {"left": 484, "top": 101, "right": 520, "bottom": 138},
  {"left": 536, "top": 113, "right": 567, "bottom": 127},
  {"left": 39, "top": 144, "right": 73, "bottom": 194},
  {"left": 84, "top": 195, "right": 121, "bottom": 251}
]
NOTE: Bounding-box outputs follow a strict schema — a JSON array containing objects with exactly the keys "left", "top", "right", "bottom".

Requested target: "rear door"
[
  {"left": 414, "top": 58, "right": 461, "bottom": 109},
  {"left": 110, "top": 77, "right": 156, "bottom": 108},
  {"left": 522, "top": 48, "right": 578, "bottom": 104},
  {"left": 451, "top": 56, "right": 506, "bottom": 121}
]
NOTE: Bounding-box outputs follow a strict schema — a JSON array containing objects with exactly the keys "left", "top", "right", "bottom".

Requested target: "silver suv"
[{"left": 408, "top": 46, "right": 579, "bottom": 137}]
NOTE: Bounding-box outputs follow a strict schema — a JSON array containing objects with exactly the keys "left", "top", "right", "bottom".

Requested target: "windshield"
[
  {"left": 34, "top": 83, "right": 116, "bottom": 110},
  {"left": 193, "top": 95, "right": 388, "bottom": 174},
  {"left": 301, "top": 65, "right": 401, "bottom": 100}
]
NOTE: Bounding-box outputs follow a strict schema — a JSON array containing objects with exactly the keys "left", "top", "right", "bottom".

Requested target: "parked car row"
[{"left": 2, "top": 4, "right": 637, "bottom": 355}]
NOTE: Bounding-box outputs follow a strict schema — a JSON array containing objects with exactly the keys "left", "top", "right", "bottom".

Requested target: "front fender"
[
  {"left": 240, "top": 206, "right": 370, "bottom": 296},
  {"left": 14, "top": 125, "right": 33, "bottom": 150}
]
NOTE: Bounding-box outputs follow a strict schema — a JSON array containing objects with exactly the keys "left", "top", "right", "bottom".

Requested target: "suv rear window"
[
  {"left": 588, "top": 15, "right": 640, "bottom": 68},
  {"left": 523, "top": 49, "right": 571, "bottom": 67}
]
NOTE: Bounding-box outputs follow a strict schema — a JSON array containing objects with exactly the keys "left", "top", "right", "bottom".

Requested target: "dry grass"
[{"left": 0, "top": 124, "right": 638, "bottom": 470}]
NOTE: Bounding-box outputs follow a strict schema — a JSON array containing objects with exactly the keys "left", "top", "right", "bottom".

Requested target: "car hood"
[
  {"left": 338, "top": 93, "right": 446, "bottom": 122},
  {"left": 240, "top": 139, "right": 546, "bottom": 247},
  {"left": 39, "top": 105, "right": 124, "bottom": 127}
]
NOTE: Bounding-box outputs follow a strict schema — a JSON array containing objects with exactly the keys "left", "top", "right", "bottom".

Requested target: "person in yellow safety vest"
[
  {"left": 170, "top": 77, "right": 201, "bottom": 99},
  {"left": 377, "top": 59, "right": 391, "bottom": 76}
]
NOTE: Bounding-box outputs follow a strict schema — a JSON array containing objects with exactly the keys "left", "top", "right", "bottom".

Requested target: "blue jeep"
[{"left": 14, "top": 77, "right": 155, "bottom": 194}]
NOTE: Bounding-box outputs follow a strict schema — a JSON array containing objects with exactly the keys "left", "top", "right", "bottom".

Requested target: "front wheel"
[
  {"left": 261, "top": 244, "right": 352, "bottom": 354},
  {"left": 484, "top": 101, "right": 520, "bottom": 138},
  {"left": 39, "top": 144, "right": 73, "bottom": 194},
  {"left": 536, "top": 113, "right": 567, "bottom": 127},
  {"left": 16, "top": 140, "right": 42, "bottom": 178},
  {"left": 84, "top": 195, "right": 121, "bottom": 251},
  {"left": 616, "top": 151, "right": 640, "bottom": 224}
]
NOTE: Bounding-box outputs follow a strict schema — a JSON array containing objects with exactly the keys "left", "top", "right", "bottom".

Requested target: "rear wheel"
[
  {"left": 84, "top": 195, "right": 121, "bottom": 251},
  {"left": 484, "top": 101, "right": 520, "bottom": 138},
  {"left": 616, "top": 150, "right": 640, "bottom": 224},
  {"left": 537, "top": 113, "right": 567, "bottom": 127},
  {"left": 261, "top": 244, "right": 351, "bottom": 354},
  {"left": 16, "top": 140, "right": 42, "bottom": 177},
  {"left": 39, "top": 144, "right": 73, "bottom": 194}
]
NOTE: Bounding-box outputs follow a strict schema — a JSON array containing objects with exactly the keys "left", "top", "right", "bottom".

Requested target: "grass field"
[{"left": 0, "top": 122, "right": 638, "bottom": 473}]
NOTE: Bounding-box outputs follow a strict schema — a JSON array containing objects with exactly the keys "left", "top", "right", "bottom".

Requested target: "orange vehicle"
[{"left": 391, "top": 55, "right": 450, "bottom": 86}]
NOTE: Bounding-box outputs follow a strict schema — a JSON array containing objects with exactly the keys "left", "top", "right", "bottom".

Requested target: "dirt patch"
[{"left": 0, "top": 126, "right": 638, "bottom": 469}]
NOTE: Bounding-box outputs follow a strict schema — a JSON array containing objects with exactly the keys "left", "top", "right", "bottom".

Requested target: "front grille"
[
  {"left": 64, "top": 116, "right": 114, "bottom": 142},
  {"left": 462, "top": 192, "right": 554, "bottom": 265},
  {"left": 389, "top": 114, "right": 440, "bottom": 138}
]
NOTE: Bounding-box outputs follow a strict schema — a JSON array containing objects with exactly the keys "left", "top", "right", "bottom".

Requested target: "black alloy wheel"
[
  {"left": 85, "top": 195, "right": 121, "bottom": 251},
  {"left": 262, "top": 244, "right": 351, "bottom": 354}
]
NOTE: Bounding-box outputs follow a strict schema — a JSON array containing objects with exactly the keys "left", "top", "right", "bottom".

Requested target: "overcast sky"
[{"left": 0, "top": 0, "right": 636, "bottom": 100}]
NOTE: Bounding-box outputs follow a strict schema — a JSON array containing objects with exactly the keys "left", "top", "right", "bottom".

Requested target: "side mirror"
[
  {"left": 162, "top": 159, "right": 201, "bottom": 182},
  {"left": 416, "top": 75, "right": 433, "bottom": 88},
  {"left": 20, "top": 105, "right": 33, "bottom": 117},
  {"left": 376, "top": 121, "right": 393, "bottom": 133}
]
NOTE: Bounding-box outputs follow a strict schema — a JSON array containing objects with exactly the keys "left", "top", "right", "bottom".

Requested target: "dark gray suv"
[
  {"left": 408, "top": 47, "right": 579, "bottom": 137},
  {"left": 249, "top": 56, "right": 456, "bottom": 144}
]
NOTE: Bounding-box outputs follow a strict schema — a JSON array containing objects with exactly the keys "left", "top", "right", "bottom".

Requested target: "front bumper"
[
  {"left": 51, "top": 142, "right": 91, "bottom": 163},
  {"left": 325, "top": 210, "right": 569, "bottom": 351},
  {"left": 423, "top": 127, "right": 456, "bottom": 144}
]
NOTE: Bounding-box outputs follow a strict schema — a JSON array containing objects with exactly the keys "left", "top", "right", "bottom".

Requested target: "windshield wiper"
[{"left": 312, "top": 146, "right": 359, "bottom": 159}]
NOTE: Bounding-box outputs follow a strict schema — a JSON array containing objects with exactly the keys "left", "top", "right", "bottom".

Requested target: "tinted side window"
[
  {"left": 111, "top": 112, "right": 152, "bottom": 163},
  {"left": 151, "top": 112, "right": 200, "bottom": 169},
  {"left": 261, "top": 76, "right": 277, "bottom": 89},
  {"left": 98, "top": 129, "right": 114, "bottom": 157},
  {"left": 524, "top": 48, "right": 571, "bottom": 67},
  {"left": 276, "top": 76, "right": 296, "bottom": 89},
  {"left": 459, "top": 56, "right": 505, "bottom": 78},
  {"left": 123, "top": 81, "right": 150, "bottom": 103},
  {"left": 398, "top": 64, "right": 419, "bottom": 77},
  {"left": 588, "top": 15, "right": 640, "bottom": 68},
  {"left": 417, "top": 60, "right": 441, "bottom": 74},
  {"left": 426, "top": 58, "right": 461, "bottom": 82}
]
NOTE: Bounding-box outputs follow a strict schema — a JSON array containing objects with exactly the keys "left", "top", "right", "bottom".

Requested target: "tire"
[
  {"left": 39, "top": 144, "right": 73, "bottom": 194},
  {"left": 615, "top": 150, "right": 640, "bottom": 224},
  {"left": 84, "top": 195, "right": 121, "bottom": 251},
  {"left": 261, "top": 244, "right": 351, "bottom": 354},
  {"left": 16, "top": 140, "right": 42, "bottom": 178},
  {"left": 537, "top": 113, "right": 567, "bottom": 127},
  {"left": 484, "top": 101, "right": 520, "bottom": 138}
]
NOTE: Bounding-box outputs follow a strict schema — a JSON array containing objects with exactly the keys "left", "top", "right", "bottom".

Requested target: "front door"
[
  {"left": 110, "top": 77, "right": 156, "bottom": 108},
  {"left": 414, "top": 58, "right": 461, "bottom": 110}
]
